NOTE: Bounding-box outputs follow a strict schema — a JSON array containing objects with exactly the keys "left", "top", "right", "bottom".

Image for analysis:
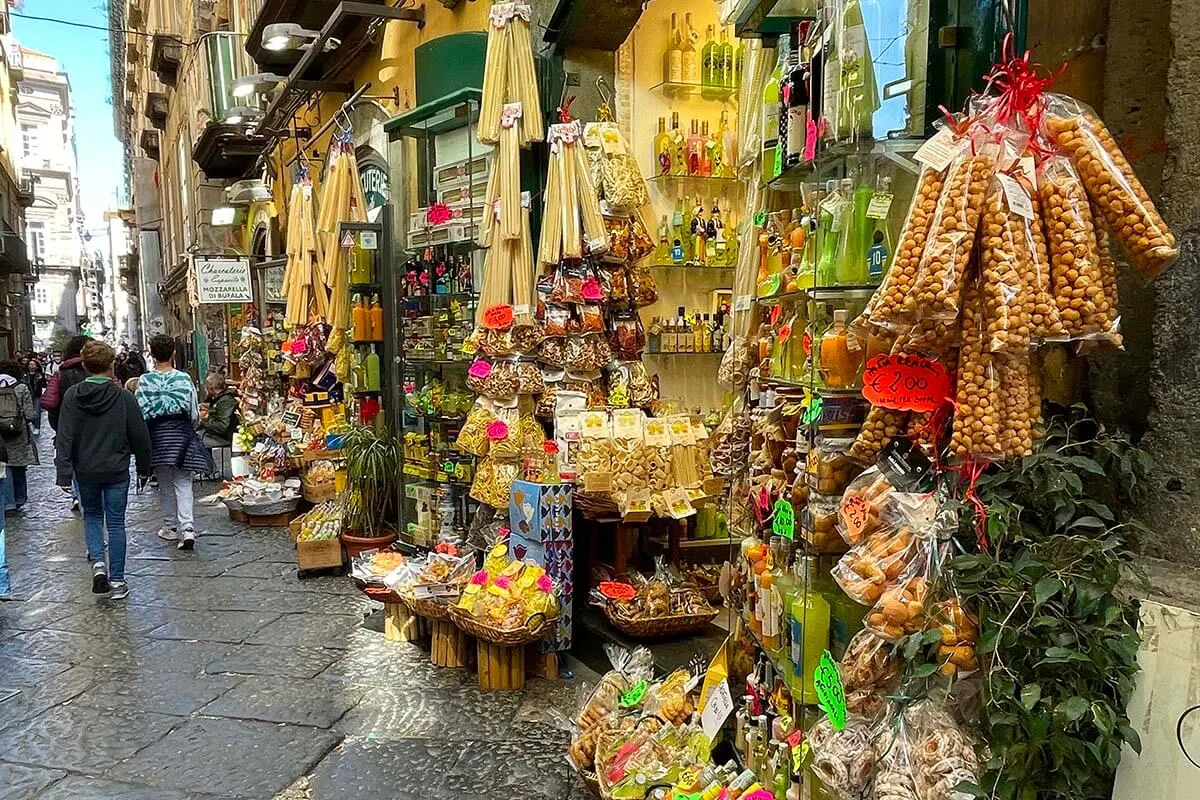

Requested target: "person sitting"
[{"left": 199, "top": 374, "right": 239, "bottom": 449}]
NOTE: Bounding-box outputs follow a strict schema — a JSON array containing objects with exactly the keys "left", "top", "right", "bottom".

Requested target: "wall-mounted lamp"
[
  {"left": 262, "top": 23, "right": 341, "bottom": 53},
  {"left": 232, "top": 73, "right": 285, "bottom": 99},
  {"left": 223, "top": 106, "right": 264, "bottom": 126},
  {"left": 211, "top": 206, "right": 238, "bottom": 226}
]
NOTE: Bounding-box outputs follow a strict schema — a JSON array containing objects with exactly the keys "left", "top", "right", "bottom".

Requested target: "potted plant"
[{"left": 340, "top": 424, "right": 401, "bottom": 557}]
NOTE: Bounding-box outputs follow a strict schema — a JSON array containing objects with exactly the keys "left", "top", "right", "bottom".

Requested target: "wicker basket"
[
  {"left": 574, "top": 491, "right": 621, "bottom": 520},
  {"left": 243, "top": 496, "right": 301, "bottom": 517},
  {"left": 602, "top": 603, "right": 719, "bottom": 639},
  {"left": 302, "top": 480, "right": 337, "bottom": 503},
  {"left": 448, "top": 605, "right": 554, "bottom": 646},
  {"left": 400, "top": 593, "right": 455, "bottom": 621}
]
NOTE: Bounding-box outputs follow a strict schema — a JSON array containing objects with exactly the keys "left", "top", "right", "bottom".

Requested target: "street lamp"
[
  {"left": 261, "top": 23, "right": 340, "bottom": 53},
  {"left": 232, "top": 73, "right": 285, "bottom": 99}
]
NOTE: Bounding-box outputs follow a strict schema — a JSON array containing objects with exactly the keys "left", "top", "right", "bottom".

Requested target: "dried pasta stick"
[
  {"left": 477, "top": 155, "right": 500, "bottom": 248},
  {"left": 478, "top": 3, "right": 511, "bottom": 143},
  {"left": 537, "top": 141, "right": 563, "bottom": 265},
  {"left": 498, "top": 103, "right": 523, "bottom": 241},
  {"left": 559, "top": 133, "right": 582, "bottom": 259},
  {"left": 508, "top": 6, "right": 543, "bottom": 144},
  {"left": 512, "top": 198, "right": 535, "bottom": 326}
]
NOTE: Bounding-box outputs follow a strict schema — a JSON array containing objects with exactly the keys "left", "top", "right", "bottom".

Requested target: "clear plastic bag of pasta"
[
  {"left": 1043, "top": 92, "right": 1178, "bottom": 280},
  {"left": 518, "top": 413, "right": 547, "bottom": 457},
  {"left": 481, "top": 358, "right": 521, "bottom": 399},
  {"left": 717, "top": 335, "right": 753, "bottom": 389},
  {"left": 627, "top": 260, "right": 659, "bottom": 307},
  {"left": 566, "top": 333, "right": 613, "bottom": 372},
  {"left": 486, "top": 402, "right": 524, "bottom": 460},
  {"left": 607, "top": 360, "right": 631, "bottom": 409},
  {"left": 538, "top": 337, "right": 566, "bottom": 367},
  {"left": 456, "top": 399, "right": 495, "bottom": 457},
  {"left": 470, "top": 456, "right": 521, "bottom": 509},
  {"left": 626, "top": 360, "right": 656, "bottom": 407},
  {"left": 537, "top": 368, "right": 563, "bottom": 418},
  {"left": 598, "top": 263, "right": 629, "bottom": 303},
  {"left": 544, "top": 304, "right": 570, "bottom": 338},
  {"left": 576, "top": 410, "right": 613, "bottom": 473},
  {"left": 609, "top": 310, "right": 646, "bottom": 359},
  {"left": 609, "top": 408, "right": 648, "bottom": 496},
  {"left": 515, "top": 360, "right": 545, "bottom": 394}
]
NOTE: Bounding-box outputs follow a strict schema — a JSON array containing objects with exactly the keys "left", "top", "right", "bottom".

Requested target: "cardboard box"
[
  {"left": 508, "top": 481, "right": 574, "bottom": 652},
  {"left": 296, "top": 539, "right": 344, "bottom": 571}
]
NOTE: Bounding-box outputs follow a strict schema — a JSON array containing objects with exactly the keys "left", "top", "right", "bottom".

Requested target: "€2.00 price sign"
[{"left": 861, "top": 353, "right": 952, "bottom": 412}]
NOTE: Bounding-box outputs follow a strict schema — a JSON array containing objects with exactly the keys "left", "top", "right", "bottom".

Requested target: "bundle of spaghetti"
[
  {"left": 498, "top": 103, "right": 523, "bottom": 241},
  {"left": 477, "top": 236, "right": 511, "bottom": 323},
  {"left": 536, "top": 138, "right": 564, "bottom": 266},
  {"left": 511, "top": 195, "right": 536, "bottom": 325},
  {"left": 479, "top": 2, "right": 542, "bottom": 145},
  {"left": 283, "top": 179, "right": 319, "bottom": 328},
  {"left": 572, "top": 129, "right": 608, "bottom": 252},
  {"left": 323, "top": 144, "right": 367, "bottom": 332},
  {"left": 477, "top": 157, "right": 500, "bottom": 248},
  {"left": 559, "top": 129, "right": 583, "bottom": 258}
]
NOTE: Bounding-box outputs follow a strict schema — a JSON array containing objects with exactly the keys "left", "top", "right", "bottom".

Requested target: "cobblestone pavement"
[{"left": 0, "top": 436, "right": 592, "bottom": 799}]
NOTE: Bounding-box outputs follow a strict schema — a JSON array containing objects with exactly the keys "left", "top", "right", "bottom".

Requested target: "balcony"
[
  {"left": 0, "top": 220, "right": 30, "bottom": 277},
  {"left": 17, "top": 177, "right": 35, "bottom": 208},
  {"left": 151, "top": 34, "right": 183, "bottom": 87},
  {"left": 140, "top": 129, "right": 161, "bottom": 160},
  {"left": 144, "top": 91, "right": 168, "bottom": 130},
  {"left": 180, "top": 33, "right": 269, "bottom": 180},
  {"left": 128, "top": 0, "right": 146, "bottom": 29},
  {"left": 127, "top": 38, "right": 141, "bottom": 64},
  {"left": 246, "top": 0, "right": 390, "bottom": 74}
]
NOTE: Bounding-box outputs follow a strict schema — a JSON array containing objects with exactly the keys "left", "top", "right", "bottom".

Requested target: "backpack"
[{"left": 0, "top": 387, "right": 22, "bottom": 440}]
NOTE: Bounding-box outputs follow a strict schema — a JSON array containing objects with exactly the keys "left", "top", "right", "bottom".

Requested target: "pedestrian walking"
[
  {"left": 42, "top": 335, "right": 92, "bottom": 432},
  {"left": 24, "top": 355, "right": 46, "bottom": 434},
  {"left": 0, "top": 439, "right": 9, "bottom": 599},
  {"left": 54, "top": 341, "right": 152, "bottom": 599},
  {"left": 0, "top": 361, "right": 39, "bottom": 512},
  {"left": 134, "top": 334, "right": 213, "bottom": 550}
]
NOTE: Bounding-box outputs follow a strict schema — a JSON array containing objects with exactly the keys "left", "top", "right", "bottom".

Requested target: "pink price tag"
[
  {"left": 468, "top": 360, "right": 492, "bottom": 379},
  {"left": 486, "top": 420, "right": 509, "bottom": 440},
  {"left": 291, "top": 339, "right": 308, "bottom": 354},
  {"left": 742, "top": 791, "right": 774, "bottom": 800},
  {"left": 804, "top": 118, "right": 818, "bottom": 162}
]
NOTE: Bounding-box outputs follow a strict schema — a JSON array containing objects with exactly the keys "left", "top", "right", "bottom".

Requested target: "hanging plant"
[{"left": 901, "top": 409, "right": 1151, "bottom": 799}]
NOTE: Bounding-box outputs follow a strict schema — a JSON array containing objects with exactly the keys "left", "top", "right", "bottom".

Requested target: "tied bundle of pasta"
[
  {"left": 283, "top": 176, "right": 323, "bottom": 328},
  {"left": 537, "top": 121, "right": 608, "bottom": 266},
  {"left": 476, "top": 191, "right": 536, "bottom": 326},
  {"left": 316, "top": 137, "right": 367, "bottom": 332},
  {"left": 478, "top": 1, "right": 543, "bottom": 146}
]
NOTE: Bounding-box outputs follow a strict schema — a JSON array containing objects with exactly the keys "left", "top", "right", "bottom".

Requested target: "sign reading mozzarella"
[{"left": 195, "top": 257, "right": 253, "bottom": 303}]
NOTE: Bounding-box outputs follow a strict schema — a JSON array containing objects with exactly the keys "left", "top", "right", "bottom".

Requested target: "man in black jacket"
[{"left": 54, "top": 341, "right": 152, "bottom": 599}]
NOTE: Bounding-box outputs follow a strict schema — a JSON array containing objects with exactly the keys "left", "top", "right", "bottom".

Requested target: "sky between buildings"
[{"left": 14, "top": 0, "right": 124, "bottom": 242}]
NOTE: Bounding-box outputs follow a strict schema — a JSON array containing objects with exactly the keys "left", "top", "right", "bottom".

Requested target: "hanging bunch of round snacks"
[
  {"left": 870, "top": 165, "right": 949, "bottom": 329},
  {"left": 950, "top": 276, "right": 1003, "bottom": 460},
  {"left": 979, "top": 174, "right": 1036, "bottom": 353},
  {"left": 1037, "top": 156, "right": 1107, "bottom": 337}
]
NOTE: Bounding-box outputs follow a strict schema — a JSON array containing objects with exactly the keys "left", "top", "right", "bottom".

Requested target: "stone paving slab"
[
  {"left": 204, "top": 643, "right": 345, "bottom": 679},
  {"left": 201, "top": 675, "right": 364, "bottom": 728},
  {"left": 303, "top": 738, "right": 467, "bottom": 798},
  {"left": 0, "top": 664, "right": 98, "bottom": 734},
  {"left": 245, "top": 612, "right": 362, "bottom": 649},
  {"left": 110, "top": 717, "right": 339, "bottom": 798},
  {"left": 0, "top": 704, "right": 183, "bottom": 773},
  {"left": 33, "top": 776, "right": 223, "bottom": 800},
  {"left": 334, "top": 686, "right": 524, "bottom": 741},
  {"left": 0, "top": 762, "right": 67, "bottom": 800},
  {"left": 72, "top": 670, "right": 241, "bottom": 717},
  {"left": 146, "top": 609, "right": 281, "bottom": 643}
]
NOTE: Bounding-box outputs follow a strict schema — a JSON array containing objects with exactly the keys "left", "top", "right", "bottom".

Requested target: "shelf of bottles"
[
  {"left": 388, "top": 94, "right": 487, "bottom": 550},
  {"left": 338, "top": 220, "right": 390, "bottom": 428}
]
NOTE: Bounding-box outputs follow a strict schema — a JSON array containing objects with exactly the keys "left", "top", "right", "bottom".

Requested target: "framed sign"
[{"left": 195, "top": 257, "right": 253, "bottom": 303}]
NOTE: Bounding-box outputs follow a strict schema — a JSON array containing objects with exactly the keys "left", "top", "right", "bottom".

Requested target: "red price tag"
[
  {"left": 862, "top": 353, "right": 952, "bottom": 412},
  {"left": 802, "top": 330, "right": 813, "bottom": 357},
  {"left": 486, "top": 420, "right": 510, "bottom": 440},
  {"left": 770, "top": 305, "right": 783, "bottom": 325},
  {"left": 482, "top": 304, "right": 514, "bottom": 329},
  {"left": 778, "top": 324, "right": 792, "bottom": 343},
  {"left": 840, "top": 495, "right": 871, "bottom": 540},
  {"left": 599, "top": 581, "right": 636, "bottom": 601}
]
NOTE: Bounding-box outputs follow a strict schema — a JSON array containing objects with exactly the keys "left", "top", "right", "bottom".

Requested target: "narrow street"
[{"left": 0, "top": 439, "right": 590, "bottom": 800}]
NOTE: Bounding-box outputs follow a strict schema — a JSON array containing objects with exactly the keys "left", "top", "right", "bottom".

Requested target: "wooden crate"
[
  {"left": 476, "top": 640, "right": 526, "bottom": 691},
  {"left": 229, "top": 508, "right": 249, "bottom": 523},
  {"left": 296, "top": 539, "right": 344, "bottom": 572},
  {"left": 288, "top": 518, "right": 303, "bottom": 543},
  {"left": 430, "top": 620, "right": 470, "bottom": 667},
  {"left": 248, "top": 510, "right": 299, "bottom": 528}
]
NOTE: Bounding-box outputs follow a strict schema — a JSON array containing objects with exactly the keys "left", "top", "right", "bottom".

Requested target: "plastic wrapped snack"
[
  {"left": 470, "top": 456, "right": 521, "bottom": 508},
  {"left": 456, "top": 399, "right": 495, "bottom": 457},
  {"left": 802, "top": 493, "right": 847, "bottom": 554},
  {"left": 1090, "top": 216, "right": 1124, "bottom": 348},
  {"left": 807, "top": 436, "right": 865, "bottom": 495},
  {"left": 643, "top": 418, "right": 672, "bottom": 493},
  {"left": 486, "top": 403, "right": 523, "bottom": 460},
  {"left": 950, "top": 276, "right": 1004, "bottom": 460},
  {"left": 837, "top": 466, "right": 898, "bottom": 546},
  {"left": 514, "top": 360, "right": 545, "bottom": 394},
  {"left": 574, "top": 644, "right": 656, "bottom": 731},
  {"left": 577, "top": 410, "right": 613, "bottom": 474},
  {"left": 849, "top": 406, "right": 910, "bottom": 466},
  {"left": 717, "top": 336, "right": 754, "bottom": 389},
  {"left": 979, "top": 174, "right": 1036, "bottom": 353},
  {"left": 544, "top": 304, "right": 570, "bottom": 337},
  {"left": 1044, "top": 93, "right": 1177, "bottom": 280},
  {"left": 873, "top": 717, "right": 922, "bottom": 800},
  {"left": 998, "top": 353, "right": 1034, "bottom": 460},
  {"left": 930, "top": 593, "right": 980, "bottom": 677},
  {"left": 609, "top": 408, "right": 648, "bottom": 496},
  {"left": 840, "top": 629, "right": 900, "bottom": 719},
  {"left": 871, "top": 165, "right": 950, "bottom": 329},
  {"left": 904, "top": 700, "right": 982, "bottom": 800},
  {"left": 808, "top": 715, "right": 877, "bottom": 800},
  {"left": 865, "top": 574, "right": 931, "bottom": 641},
  {"left": 834, "top": 523, "right": 928, "bottom": 606},
  {"left": 627, "top": 259, "right": 659, "bottom": 307},
  {"left": 907, "top": 149, "right": 995, "bottom": 322},
  {"left": 1037, "top": 155, "right": 1108, "bottom": 338},
  {"left": 481, "top": 359, "right": 522, "bottom": 399},
  {"left": 539, "top": 337, "right": 566, "bottom": 367}
]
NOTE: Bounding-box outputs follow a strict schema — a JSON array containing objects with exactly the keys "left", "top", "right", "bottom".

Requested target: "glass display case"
[
  {"left": 385, "top": 91, "right": 488, "bottom": 550},
  {"left": 336, "top": 217, "right": 393, "bottom": 431}
]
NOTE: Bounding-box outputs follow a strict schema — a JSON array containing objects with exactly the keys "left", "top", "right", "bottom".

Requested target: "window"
[
  {"left": 34, "top": 285, "right": 48, "bottom": 305},
  {"left": 26, "top": 221, "right": 45, "bottom": 261},
  {"left": 20, "top": 123, "right": 38, "bottom": 160}
]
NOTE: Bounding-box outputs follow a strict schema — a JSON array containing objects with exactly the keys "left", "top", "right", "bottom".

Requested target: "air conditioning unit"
[{"left": 224, "top": 179, "right": 271, "bottom": 205}]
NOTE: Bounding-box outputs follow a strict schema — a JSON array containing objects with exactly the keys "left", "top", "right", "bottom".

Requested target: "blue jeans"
[
  {"left": 3, "top": 466, "right": 27, "bottom": 510},
  {"left": 0, "top": 475, "right": 9, "bottom": 594},
  {"left": 78, "top": 479, "right": 130, "bottom": 581}
]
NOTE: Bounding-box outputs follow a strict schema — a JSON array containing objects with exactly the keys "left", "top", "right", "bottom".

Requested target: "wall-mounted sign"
[
  {"left": 195, "top": 257, "right": 252, "bottom": 303},
  {"left": 359, "top": 161, "right": 389, "bottom": 223}
]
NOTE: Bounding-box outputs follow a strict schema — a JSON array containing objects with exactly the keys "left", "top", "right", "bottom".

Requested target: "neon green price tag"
[
  {"left": 772, "top": 499, "right": 795, "bottom": 540},
  {"left": 801, "top": 396, "right": 823, "bottom": 426},
  {"left": 619, "top": 679, "right": 647, "bottom": 709},
  {"left": 753, "top": 210, "right": 767, "bottom": 227},
  {"left": 814, "top": 650, "right": 847, "bottom": 731}
]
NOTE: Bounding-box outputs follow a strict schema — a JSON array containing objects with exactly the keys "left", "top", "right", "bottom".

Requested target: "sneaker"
[
  {"left": 108, "top": 581, "right": 129, "bottom": 600},
  {"left": 157, "top": 527, "right": 178, "bottom": 542},
  {"left": 91, "top": 562, "right": 110, "bottom": 594},
  {"left": 70, "top": 499, "right": 80, "bottom": 513},
  {"left": 177, "top": 529, "right": 196, "bottom": 551}
]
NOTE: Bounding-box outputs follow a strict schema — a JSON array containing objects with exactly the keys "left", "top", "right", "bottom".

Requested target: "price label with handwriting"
[
  {"left": 772, "top": 499, "right": 795, "bottom": 540},
  {"left": 840, "top": 495, "right": 871, "bottom": 541},
  {"left": 862, "top": 353, "right": 952, "bottom": 412},
  {"left": 481, "top": 304, "right": 514, "bottom": 329},
  {"left": 814, "top": 650, "right": 847, "bottom": 731}
]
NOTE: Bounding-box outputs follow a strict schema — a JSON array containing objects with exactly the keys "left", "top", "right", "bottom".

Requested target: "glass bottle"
[
  {"left": 673, "top": 190, "right": 688, "bottom": 260},
  {"left": 662, "top": 313, "right": 677, "bottom": 353},
  {"left": 734, "top": 32, "right": 745, "bottom": 89},
  {"left": 819, "top": 309, "right": 860, "bottom": 389},
  {"left": 867, "top": 175, "right": 894, "bottom": 284},
  {"left": 778, "top": 31, "right": 797, "bottom": 177},
  {"left": 836, "top": 172, "right": 872, "bottom": 285},
  {"left": 721, "top": 27, "right": 735, "bottom": 90},
  {"left": 761, "top": 43, "right": 785, "bottom": 184},
  {"left": 789, "top": 555, "right": 830, "bottom": 704},
  {"left": 648, "top": 316, "right": 661, "bottom": 353},
  {"left": 693, "top": 313, "right": 706, "bottom": 354},
  {"left": 669, "top": 112, "right": 687, "bottom": 176},
  {"left": 664, "top": 12, "right": 683, "bottom": 84},
  {"left": 699, "top": 120, "right": 714, "bottom": 177},
  {"left": 351, "top": 293, "right": 368, "bottom": 340},
  {"left": 653, "top": 116, "right": 671, "bottom": 176},
  {"left": 681, "top": 13, "right": 700, "bottom": 85},
  {"left": 368, "top": 294, "right": 384, "bottom": 341},
  {"left": 707, "top": 199, "right": 724, "bottom": 262},
  {"left": 686, "top": 119, "right": 705, "bottom": 176},
  {"left": 815, "top": 180, "right": 841, "bottom": 287},
  {"left": 365, "top": 345, "right": 381, "bottom": 392},
  {"left": 701, "top": 24, "right": 718, "bottom": 92},
  {"left": 785, "top": 37, "right": 811, "bottom": 168},
  {"left": 350, "top": 240, "right": 373, "bottom": 284},
  {"left": 837, "top": 0, "right": 878, "bottom": 142},
  {"left": 711, "top": 110, "right": 731, "bottom": 178},
  {"left": 655, "top": 214, "right": 671, "bottom": 262}
]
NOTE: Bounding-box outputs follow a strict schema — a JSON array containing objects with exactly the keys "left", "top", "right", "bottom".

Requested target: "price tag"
[
  {"left": 769, "top": 304, "right": 783, "bottom": 325},
  {"left": 997, "top": 173, "right": 1036, "bottom": 220},
  {"left": 281, "top": 410, "right": 301, "bottom": 429},
  {"left": 513, "top": 304, "right": 531, "bottom": 317},
  {"left": 598, "top": 581, "right": 636, "bottom": 601},
  {"left": 801, "top": 396, "right": 823, "bottom": 426},
  {"left": 787, "top": 730, "right": 809, "bottom": 773},
  {"left": 486, "top": 420, "right": 509, "bottom": 440},
  {"left": 866, "top": 191, "right": 894, "bottom": 220},
  {"left": 1019, "top": 155, "right": 1038, "bottom": 190},
  {"left": 777, "top": 324, "right": 792, "bottom": 343},
  {"left": 771, "top": 498, "right": 795, "bottom": 539},
  {"left": 914, "top": 128, "right": 960, "bottom": 171},
  {"left": 619, "top": 679, "right": 648, "bottom": 708},
  {"left": 700, "top": 678, "right": 734, "bottom": 741},
  {"left": 468, "top": 360, "right": 492, "bottom": 379},
  {"left": 813, "top": 650, "right": 847, "bottom": 730},
  {"left": 862, "top": 353, "right": 953, "bottom": 412},
  {"left": 840, "top": 495, "right": 870, "bottom": 540},
  {"left": 742, "top": 791, "right": 774, "bottom": 800},
  {"left": 481, "top": 304, "right": 514, "bottom": 329},
  {"left": 734, "top": 294, "right": 753, "bottom": 312},
  {"left": 753, "top": 210, "right": 767, "bottom": 226}
]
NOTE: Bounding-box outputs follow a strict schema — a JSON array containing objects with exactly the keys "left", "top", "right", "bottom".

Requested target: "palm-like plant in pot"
[{"left": 340, "top": 424, "right": 401, "bottom": 556}]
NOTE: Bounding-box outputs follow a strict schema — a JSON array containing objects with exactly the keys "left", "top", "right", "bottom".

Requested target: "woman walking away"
[
  {"left": 134, "top": 335, "right": 213, "bottom": 550},
  {"left": 0, "top": 361, "right": 39, "bottom": 512},
  {"left": 54, "top": 341, "right": 152, "bottom": 599},
  {"left": 0, "top": 439, "right": 9, "bottom": 598},
  {"left": 23, "top": 356, "right": 46, "bottom": 434}
]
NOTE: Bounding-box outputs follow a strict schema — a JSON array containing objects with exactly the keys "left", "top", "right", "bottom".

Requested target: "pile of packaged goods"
[
  {"left": 454, "top": 544, "right": 559, "bottom": 631},
  {"left": 295, "top": 501, "right": 342, "bottom": 542},
  {"left": 595, "top": 558, "right": 718, "bottom": 634},
  {"left": 386, "top": 550, "right": 476, "bottom": 602}
]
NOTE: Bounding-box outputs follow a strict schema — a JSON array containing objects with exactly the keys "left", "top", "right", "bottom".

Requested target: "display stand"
[
  {"left": 384, "top": 603, "right": 427, "bottom": 642},
  {"left": 476, "top": 640, "right": 525, "bottom": 690},
  {"left": 431, "top": 619, "right": 471, "bottom": 668}
]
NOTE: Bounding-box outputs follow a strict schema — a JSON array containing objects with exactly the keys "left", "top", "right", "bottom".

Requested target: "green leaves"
[
  {"left": 1034, "top": 576, "right": 1063, "bottom": 606},
  {"left": 1056, "top": 696, "right": 1090, "bottom": 722},
  {"left": 1019, "top": 684, "right": 1041, "bottom": 711}
]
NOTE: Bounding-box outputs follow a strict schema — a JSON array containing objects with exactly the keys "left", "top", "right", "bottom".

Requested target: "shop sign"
[
  {"left": 360, "top": 163, "right": 389, "bottom": 223},
  {"left": 862, "top": 353, "right": 952, "bottom": 412},
  {"left": 195, "top": 257, "right": 252, "bottom": 303}
]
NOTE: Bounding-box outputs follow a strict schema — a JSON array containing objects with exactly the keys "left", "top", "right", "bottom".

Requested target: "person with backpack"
[
  {"left": 42, "top": 335, "right": 91, "bottom": 432},
  {"left": 0, "top": 361, "right": 38, "bottom": 512},
  {"left": 134, "top": 335, "right": 213, "bottom": 550},
  {"left": 55, "top": 341, "right": 152, "bottom": 599}
]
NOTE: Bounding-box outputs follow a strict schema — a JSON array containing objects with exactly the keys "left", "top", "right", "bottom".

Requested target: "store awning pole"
[{"left": 284, "top": 82, "right": 374, "bottom": 169}]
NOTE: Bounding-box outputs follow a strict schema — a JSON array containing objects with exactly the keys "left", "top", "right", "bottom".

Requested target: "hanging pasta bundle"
[
  {"left": 498, "top": 103, "right": 523, "bottom": 241},
  {"left": 479, "top": 2, "right": 543, "bottom": 145},
  {"left": 537, "top": 121, "right": 608, "bottom": 265},
  {"left": 316, "top": 137, "right": 367, "bottom": 332},
  {"left": 283, "top": 176, "right": 320, "bottom": 329},
  {"left": 512, "top": 194, "right": 536, "bottom": 325}
]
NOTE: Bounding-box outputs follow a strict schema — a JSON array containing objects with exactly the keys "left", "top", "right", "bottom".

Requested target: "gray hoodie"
[{"left": 54, "top": 378, "right": 152, "bottom": 486}]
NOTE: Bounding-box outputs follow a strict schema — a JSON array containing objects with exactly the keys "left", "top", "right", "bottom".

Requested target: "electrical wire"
[{"left": 12, "top": 11, "right": 226, "bottom": 47}]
